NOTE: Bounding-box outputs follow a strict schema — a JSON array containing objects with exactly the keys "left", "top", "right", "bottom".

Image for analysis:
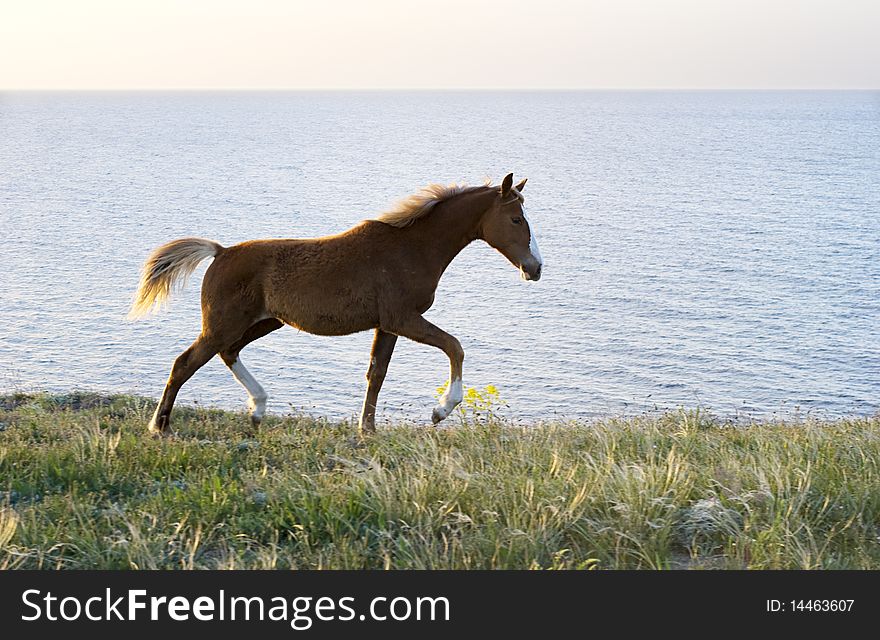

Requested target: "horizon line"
[{"left": 3, "top": 86, "right": 879, "bottom": 92}]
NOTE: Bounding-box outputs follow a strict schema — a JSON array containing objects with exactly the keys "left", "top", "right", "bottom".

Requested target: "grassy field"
[{"left": 1, "top": 391, "right": 878, "bottom": 569}]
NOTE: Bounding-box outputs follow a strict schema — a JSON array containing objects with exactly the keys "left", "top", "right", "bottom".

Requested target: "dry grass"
[{"left": 1, "top": 392, "right": 878, "bottom": 569}]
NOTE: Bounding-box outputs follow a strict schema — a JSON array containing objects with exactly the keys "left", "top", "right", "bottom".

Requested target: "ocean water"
[{"left": 1, "top": 91, "right": 878, "bottom": 423}]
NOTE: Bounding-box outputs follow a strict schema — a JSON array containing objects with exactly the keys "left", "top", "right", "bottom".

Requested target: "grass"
[{"left": 1, "top": 391, "right": 879, "bottom": 569}]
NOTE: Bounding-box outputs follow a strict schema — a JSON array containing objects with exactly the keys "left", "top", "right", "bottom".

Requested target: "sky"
[{"left": 1, "top": 0, "right": 878, "bottom": 90}]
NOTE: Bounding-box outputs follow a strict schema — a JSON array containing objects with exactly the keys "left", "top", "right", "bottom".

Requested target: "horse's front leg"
[
  {"left": 359, "top": 328, "right": 398, "bottom": 434},
  {"left": 385, "top": 315, "right": 464, "bottom": 425}
]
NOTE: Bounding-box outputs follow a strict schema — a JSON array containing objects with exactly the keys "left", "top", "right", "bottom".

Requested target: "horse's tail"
[{"left": 128, "top": 238, "right": 223, "bottom": 319}]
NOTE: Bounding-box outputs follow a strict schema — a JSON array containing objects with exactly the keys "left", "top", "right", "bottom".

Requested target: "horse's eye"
[{"left": 511, "top": 216, "right": 523, "bottom": 225}]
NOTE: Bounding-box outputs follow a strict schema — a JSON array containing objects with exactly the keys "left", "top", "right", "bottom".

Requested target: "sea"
[{"left": 1, "top": 90, "right": 878, "bottom": 422}]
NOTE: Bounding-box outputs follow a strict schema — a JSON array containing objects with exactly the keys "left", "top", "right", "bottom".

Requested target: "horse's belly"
[
  {"left": 282, "top": 316, "right": 375, "bottom": 337},
  {"left": 273, "top": 304, "right": 377, "bottom": 337},
  {"left": 265, "top": 262, "right": 379, "bottom": 336}
]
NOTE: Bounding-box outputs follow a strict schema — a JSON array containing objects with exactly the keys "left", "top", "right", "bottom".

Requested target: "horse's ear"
[
  {"left": 501, "top": 173, "right": 513, "bottom": 196},
  {"left": 515, "top": 178, "right": 527, "bottom": 192}
]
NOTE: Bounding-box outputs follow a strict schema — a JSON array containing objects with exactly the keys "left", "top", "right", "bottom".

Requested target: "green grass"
[{"left": 1, "top": 391, "right": 879, "bottom": 569}]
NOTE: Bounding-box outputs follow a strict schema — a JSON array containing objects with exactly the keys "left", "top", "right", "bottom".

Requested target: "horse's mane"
[{"left": 373, "top": 181, "right": 492, "bottom": 228}]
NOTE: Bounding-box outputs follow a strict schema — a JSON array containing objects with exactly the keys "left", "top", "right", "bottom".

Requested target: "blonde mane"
[{"left": 373, "top": 181, "right": 491, "bottom": 228}]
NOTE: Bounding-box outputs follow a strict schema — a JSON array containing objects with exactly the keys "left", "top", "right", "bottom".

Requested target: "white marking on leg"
[
  {"left": 523, "top": 207, "right": 543, "bottom": 265},
  {"left": 147, "top": 406, "right": 161, "bottom": 433},
  {"left": 230, "top": 358, "right": 268, "bottom": 422},
  {"left": 433, "top": 376, "right": 463, "bottom": 423}
]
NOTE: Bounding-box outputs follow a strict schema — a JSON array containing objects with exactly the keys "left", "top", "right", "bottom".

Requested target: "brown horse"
[{"left": 129, "top": 173, "right": 542, "bottom": 435}]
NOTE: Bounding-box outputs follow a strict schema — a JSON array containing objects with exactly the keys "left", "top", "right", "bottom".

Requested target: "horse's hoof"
[
  {"left": 148, "top": 412, "right": 175, "bottom": 437},
  {"left": 358, "top": 413, "right": 377, "bottom": 434}
]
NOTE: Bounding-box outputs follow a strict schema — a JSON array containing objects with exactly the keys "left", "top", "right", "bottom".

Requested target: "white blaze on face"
[
  {"left": 522, "top": 207, "right": 543, "bottom": 266},
  {"left": 230, "top": 358, "right": 268, "bottom": 422}
]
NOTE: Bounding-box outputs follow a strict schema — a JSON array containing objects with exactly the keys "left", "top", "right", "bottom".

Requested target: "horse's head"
[{"left": 480, "top": 173, "right": 543, "bottom": 281}]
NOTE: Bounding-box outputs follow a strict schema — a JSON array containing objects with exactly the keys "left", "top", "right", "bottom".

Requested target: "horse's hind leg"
[
  {"left": 149, "top": 335, "right": 220, "bottom": 435},
  {"left": 358, "top": 329, "right": 398, "bottom": 434},
  {"left": 219, "top": 318, "right": 283, "bottom": 427}
]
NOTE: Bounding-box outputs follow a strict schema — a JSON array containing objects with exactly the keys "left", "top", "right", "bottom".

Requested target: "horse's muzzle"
[{"left": 520, "top": 263, "right": 542, "bottom": 281}]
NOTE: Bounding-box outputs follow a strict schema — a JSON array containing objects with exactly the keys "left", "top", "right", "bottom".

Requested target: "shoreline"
[{"left": 2, "top": 390, "right": 875, "bottom": 428}]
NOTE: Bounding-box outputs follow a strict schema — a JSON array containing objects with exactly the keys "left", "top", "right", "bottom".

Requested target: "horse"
[{"left": 129, "top": 172, "right": 543, "bottom": 435}]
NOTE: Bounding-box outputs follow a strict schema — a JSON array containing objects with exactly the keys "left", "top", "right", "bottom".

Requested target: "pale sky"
[{"left": 1, "top": 0, "right": 878, "bottom": 90}]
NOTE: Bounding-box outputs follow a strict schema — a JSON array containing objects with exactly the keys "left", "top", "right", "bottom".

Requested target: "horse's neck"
[{"left": 410, "top": 189, "right": 493, "bottom": 277}]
